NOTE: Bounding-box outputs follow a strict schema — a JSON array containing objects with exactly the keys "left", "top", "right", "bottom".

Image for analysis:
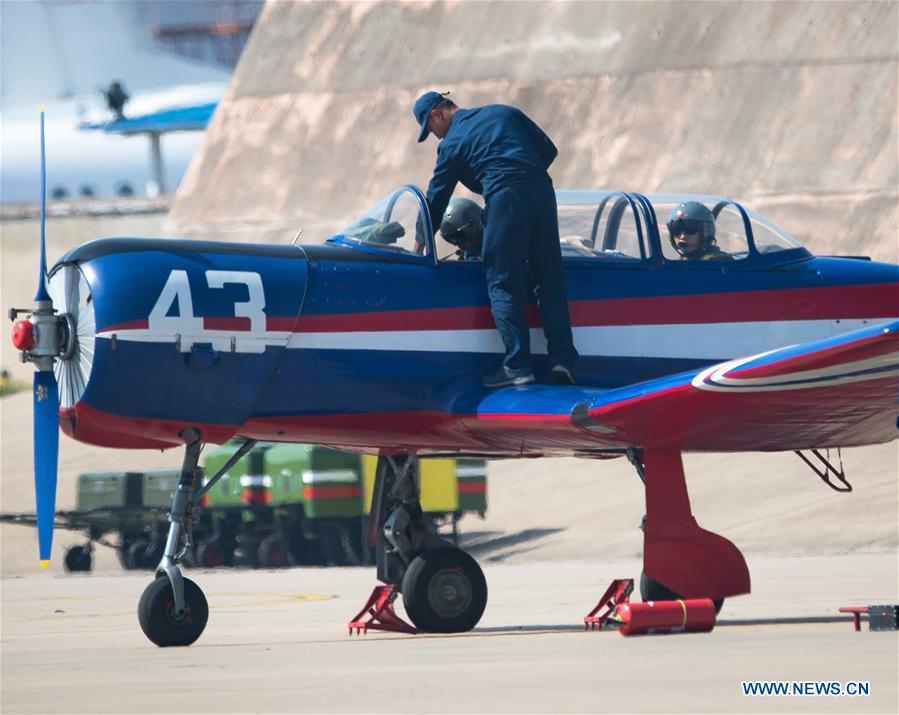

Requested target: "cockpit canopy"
[
  {"left": 557, "top": 191, "right": 807, "bottom": 263},
  {"left": 328, "top": 186, "right": 810, "bottom": 265}
]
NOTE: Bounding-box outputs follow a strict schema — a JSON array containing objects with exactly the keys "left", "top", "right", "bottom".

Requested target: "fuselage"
[{"left": 50, "top": 236, "right": 898, "bottom": 455}]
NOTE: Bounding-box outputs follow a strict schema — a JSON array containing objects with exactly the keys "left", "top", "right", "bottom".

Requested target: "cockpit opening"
[{"left": 333, "top": 186, "right": 433, "bottom": 258}]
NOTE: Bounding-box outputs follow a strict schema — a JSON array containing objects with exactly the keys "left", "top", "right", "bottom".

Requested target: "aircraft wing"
[{"left": 467, "top": 320, "right": 898, "bottom": 453}]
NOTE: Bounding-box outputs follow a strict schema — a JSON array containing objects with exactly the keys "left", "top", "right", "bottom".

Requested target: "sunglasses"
[{"left": 667, "top": 218, "right": 703, "bottom": 236}]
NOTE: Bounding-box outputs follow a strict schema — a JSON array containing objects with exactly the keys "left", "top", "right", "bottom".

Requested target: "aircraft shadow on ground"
[{"left": 457, "top": 528, "right": 566, "bottom": 561}]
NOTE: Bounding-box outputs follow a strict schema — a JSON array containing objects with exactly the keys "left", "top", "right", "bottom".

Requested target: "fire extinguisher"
[{"left": 613, "top": 599, "right": 716, "bottom": 635}]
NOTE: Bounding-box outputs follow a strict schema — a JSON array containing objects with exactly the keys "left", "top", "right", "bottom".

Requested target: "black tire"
[
  {"left": 117, "top": 537, "right": 135, "bottom": 569},
  {"left": 64, "top": 545, "right": 92, "bottom": 572},
  {"left": 126, "top": 539, "right": 151, "bottom": 570},
  {"left": 401, "top": 547, "right": 487, "bottom": 633},
  {"left": 640, "top": 571, "right": 724, "bottom": 614},
  {"left": 196, "top": 540, "right": 225, "bottom": 568},
  {"left": 258, "top": 536, "right": 288, "bottom": 568},
  {"left": 320, "top": 524, "right": 362, "bottom": 567},
  {"left": 138, "top": 576, "right": 208, "bottom": 647}
]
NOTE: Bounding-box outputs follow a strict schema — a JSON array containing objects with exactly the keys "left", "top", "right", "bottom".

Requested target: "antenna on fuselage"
[{"left": 291, "top": 227, "right": 303, "bottom": 245}]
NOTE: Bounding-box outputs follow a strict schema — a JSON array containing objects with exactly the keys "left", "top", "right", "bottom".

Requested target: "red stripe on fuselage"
[
  {"left": 294, "top": 284, "right": 897, "bottom": 333},
  {"left": 101, "top": 318, "right": 149, "bottom": 332},
  {"left": 568, "top": 283, "right": 897, "bottom": 326},
  {"left": 99, "top": 316, "right": 298, "bottom": 333},
  {"left": 95, "top": 284, "right": 895, "bottom": 335},
  {"left": 203, "top": 316, "right": 251, "bottom": 331}
]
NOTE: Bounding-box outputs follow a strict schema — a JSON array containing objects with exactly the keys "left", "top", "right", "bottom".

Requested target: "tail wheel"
[
  {"left": 401, "top": 547, "right": 487, "bottom": 633},
  {"left": 138, "top": 576, "right": 208, "bottom": 647},
  {"left": 640, "top": 571, "right": 724, "bottom": 614}
]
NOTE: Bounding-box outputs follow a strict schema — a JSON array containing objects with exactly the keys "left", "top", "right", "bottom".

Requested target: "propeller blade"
[
  {"left": 33, "top": 370, "right": 59, "bottom": 567},
  {"left": 35, "top": 106, "right": 50, "bottom": 303}
]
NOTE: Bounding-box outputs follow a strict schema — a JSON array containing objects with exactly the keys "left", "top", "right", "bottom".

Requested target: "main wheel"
[
  {"left": 64, "top": 545, "right": 92, "bottom": 572},
  {"left": 401, "top": 547, "right": 487, "bottom": 633},
  {"left": 640, "top": 571, "right": 724, "bottom": 614},
  {"left": 138, "top": 576, "right": 208, "bottom": 647}
]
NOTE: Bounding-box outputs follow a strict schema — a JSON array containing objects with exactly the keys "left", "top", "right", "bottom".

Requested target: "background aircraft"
[{"left": 10, "top": 181, "right": 897, "bottom": 646}]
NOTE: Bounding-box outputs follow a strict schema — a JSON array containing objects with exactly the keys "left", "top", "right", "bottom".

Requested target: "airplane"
[{"left": 9, "top": 117, "right": 899, "bottom": 646}]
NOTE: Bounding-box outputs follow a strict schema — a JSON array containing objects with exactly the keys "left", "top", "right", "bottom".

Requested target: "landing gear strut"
[
  {"left": 137, "top": 430, "right": 256, "bottom": 647},
  {"left": 354, "top": 455, "right": 487, "bottom": 634},
  {"left": 636, "top": 449, "right": 750, "bottom": 607}
]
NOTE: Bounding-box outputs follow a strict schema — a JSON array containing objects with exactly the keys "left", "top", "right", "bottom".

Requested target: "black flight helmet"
[
  {"left": 666, "top": 201, "right": 716, "bottom": 255},
  {"left": 440, "top": 198, "right": 484, "bottom": 249}
]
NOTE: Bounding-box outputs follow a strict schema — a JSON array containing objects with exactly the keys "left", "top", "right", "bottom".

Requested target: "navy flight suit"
[{"left": 424, "top": 104, "right": 578, "bottom": 379}]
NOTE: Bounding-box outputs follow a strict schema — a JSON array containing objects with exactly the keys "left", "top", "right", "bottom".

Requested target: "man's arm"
[
  {"left": 519, "top": 110, "right": 558, "bottom": 169},
  {"left": 424, "top": 144, "right": 461, "bottom": 235}
]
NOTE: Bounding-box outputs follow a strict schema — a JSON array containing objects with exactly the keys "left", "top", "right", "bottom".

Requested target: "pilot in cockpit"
[
  {"left": 439, "top": 197, "right": 484, "bottom": 260},
  {"left": 666, "top": 202, "right": 733, "bottom": 261}
]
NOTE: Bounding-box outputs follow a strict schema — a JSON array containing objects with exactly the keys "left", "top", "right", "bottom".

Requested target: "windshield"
[{"left": 335, "top": 186, "right": 431, "bottom": 258}]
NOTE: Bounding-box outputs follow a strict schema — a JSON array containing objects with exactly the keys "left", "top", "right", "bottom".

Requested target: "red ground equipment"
[
  {"left": 348, "top": 584, "right": 416, "bottom": 636},
  {"left": 585, "top": 578, "right": 717, "bottom": 636},
  {"left": 612, "top": 599, "right": 716, "bottom": 635}
]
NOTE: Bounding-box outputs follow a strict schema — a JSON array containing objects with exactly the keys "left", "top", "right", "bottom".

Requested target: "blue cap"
[{"left": 413, "top": 91, "right": 445, "bottom": 142}]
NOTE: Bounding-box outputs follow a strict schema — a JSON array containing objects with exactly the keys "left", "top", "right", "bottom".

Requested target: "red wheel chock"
[
  {"left": 348, "top": 584, "right": 417, "bottom": 636},
  {"left": 584, "top": 578, "right": 634, "bottom": 630}
]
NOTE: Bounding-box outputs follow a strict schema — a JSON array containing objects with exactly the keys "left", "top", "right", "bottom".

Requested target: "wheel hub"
[
  {"left": 427, "top": 567, "right": 472, "bottom": 618},
  {"left": 165, "top": 599, "right": 191, "bottom": 625}
]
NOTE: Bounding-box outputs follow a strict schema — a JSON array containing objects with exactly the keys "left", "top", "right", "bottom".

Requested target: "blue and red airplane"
[{"left": 9, "top": 117, "right": 899, "bottom": 646}]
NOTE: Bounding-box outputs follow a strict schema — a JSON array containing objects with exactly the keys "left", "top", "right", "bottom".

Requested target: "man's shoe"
[
  {"left": 549, "top": 364, "right": 575, "bottom": 385},
  {"left": 482, "top": 369, "right": 536, "bottom": 389}
]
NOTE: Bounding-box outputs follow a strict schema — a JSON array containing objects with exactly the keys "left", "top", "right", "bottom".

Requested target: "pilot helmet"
[
  {"left": 440, "top": 198, "right": 484, "bottom": 248},
  {"left": 666, "top": 201, "right": 716, "bottom": 253}
]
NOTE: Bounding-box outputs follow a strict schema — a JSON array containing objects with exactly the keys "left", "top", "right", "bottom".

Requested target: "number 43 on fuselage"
[{"left": 39, "top": 186, "right": 897, "bottom": 456}]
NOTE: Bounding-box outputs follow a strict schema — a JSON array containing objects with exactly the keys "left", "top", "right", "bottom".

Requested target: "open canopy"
[{"left": 327, "top": 187, "right": 811, "bottom": 266}]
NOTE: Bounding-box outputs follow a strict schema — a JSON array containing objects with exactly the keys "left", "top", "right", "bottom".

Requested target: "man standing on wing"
[{"left": 413, "top": 91, "right": 578, "bottom": 388}]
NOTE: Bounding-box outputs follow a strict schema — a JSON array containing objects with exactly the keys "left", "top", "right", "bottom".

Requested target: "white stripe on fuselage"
[
  {"left": 285, "top": 319, "right": 880, "bottom": 360},
  {"left": 96, "top": 318, "right": 885, "bottom": 360}
]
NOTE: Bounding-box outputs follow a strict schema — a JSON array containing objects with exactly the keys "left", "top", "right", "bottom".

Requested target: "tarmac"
[{"left": 1, "top": 555, "right": 896, "bottom": 714}]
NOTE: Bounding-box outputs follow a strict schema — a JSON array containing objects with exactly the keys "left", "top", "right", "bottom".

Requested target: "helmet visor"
[{"left": 667, "top": 218, "right": 704, "bottom": 236}]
